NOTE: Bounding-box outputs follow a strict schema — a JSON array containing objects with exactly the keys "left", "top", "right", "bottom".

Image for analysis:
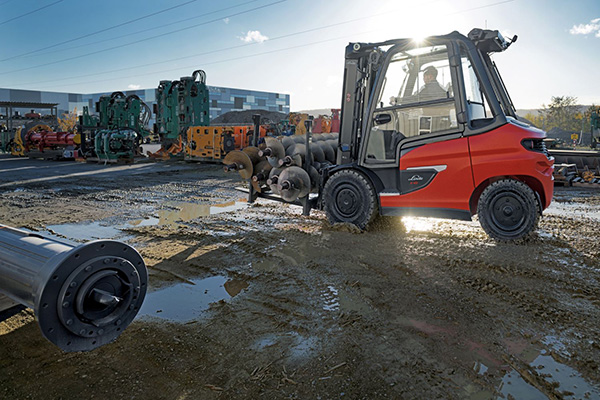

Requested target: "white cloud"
[
  {"left": 223, "top": 17, "right": 230, "bottom": 24},
  {"left": 128, "top": 84, "right": 141, "bottom": 90},
  {"left": 239, "top": 30, "right": 268, "bottom": 43},
  {"left": 569, "top": 18, "right": 600, "bottom": 36}
]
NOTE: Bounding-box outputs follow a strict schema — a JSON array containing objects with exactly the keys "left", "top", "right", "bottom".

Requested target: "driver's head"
[{"left": 423, "top": 66, "right": 438, "bottom": 83}]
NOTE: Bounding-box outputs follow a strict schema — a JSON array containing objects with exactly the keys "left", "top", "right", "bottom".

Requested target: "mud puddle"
[
  {"left": 42, "top": 200, "right": 248, "bottom": 242},
  {"left": 498, "top": 349, "right": 599, "bottom": 399},
  {"left": 406, "top": 317, "right": 600, "bottom": 399},
  {"left": 129, "top": 200, "right": 247, "bottom": 227},
  {"left": 46, "top": 221, "right": 127, "bottom": 242},
  {"left": 138, "top": 276, "right": 249, "bottom": 322}
]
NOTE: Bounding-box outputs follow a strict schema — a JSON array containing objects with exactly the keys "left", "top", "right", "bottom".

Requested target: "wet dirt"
[{"left": 1, "top": 156, "right": 600, "bottom": 399}]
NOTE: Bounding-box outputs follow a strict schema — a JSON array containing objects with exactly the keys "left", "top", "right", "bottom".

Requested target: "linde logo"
[{"left": 408, "top": 175, "right": 424, "bottom": 182}]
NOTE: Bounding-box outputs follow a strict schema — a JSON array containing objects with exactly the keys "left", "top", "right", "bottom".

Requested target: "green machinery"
[
  {"left": 154, "top": 69, "right": 210, "bottom": 152},
  {"left": 0, "top": 124, "right": 11, "bottom": 153},
  {"left": 80, "top": 92, "right": 152, "bottom": 162},
  {"left": 591, "top": 106, "right": 600, "bottom": 149}
]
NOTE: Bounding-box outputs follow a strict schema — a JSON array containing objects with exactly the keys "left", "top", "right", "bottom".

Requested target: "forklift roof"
[{"left": 348, "top": 29, "right": 516, "bottom": 56}]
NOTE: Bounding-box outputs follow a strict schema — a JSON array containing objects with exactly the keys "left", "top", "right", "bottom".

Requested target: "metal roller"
[
  {"left": 279, "top": 153, "right": 302, "bottom": 167},
  {"left": 281, "top": 136, "right": 295, "bottom": 150},
  {"left": 293, "top": 135, "right": 306, "bottom": 144},
  {"left": 317, "top": 141, "right": 336, "bottom": 163},
  {"left": 309, "top": 142, "right": 325, "bottom": 163},
  {"left": 267, "top": 167, "right": 286, "bottom": 194},
  {"left": 258, "top": 137, "right": 285, "bottom": 167},
  {"left": 223, "top": 150, "right": 254, "bottom": 179},
  {"left": 251, "top": 160, "right": 273, "bottom": 193},
  {"left": 242, "top": 147, "right": 262, "bottom": 165},
  {"left": 277, "top": 166, "right": 311, "bottom": 202},
  {"left": 285, "top": 143, "right": 314, "bottom": 164},
  {"left": 0, "top": 224, "right": 147, "bottom": 352},
  {"left": 325, "top": 139, "right": 338, "bottom": 154}
]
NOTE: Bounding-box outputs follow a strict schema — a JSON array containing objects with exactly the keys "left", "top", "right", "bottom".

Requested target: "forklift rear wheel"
[
  {"left": 477, "top": 179, "right": 539, "bottom": 241},
  {"left": 323, "top": 169, "right": 377, "bottom": 230}
]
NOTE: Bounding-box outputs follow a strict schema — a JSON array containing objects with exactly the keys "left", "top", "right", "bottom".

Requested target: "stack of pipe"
[{"left": 223, "top": 133, "right": 339, "bottom": 203}]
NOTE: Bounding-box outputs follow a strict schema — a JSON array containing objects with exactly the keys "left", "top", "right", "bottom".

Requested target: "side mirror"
[{"left": 374, "top": 113, "right": 392, "bottom": 125}]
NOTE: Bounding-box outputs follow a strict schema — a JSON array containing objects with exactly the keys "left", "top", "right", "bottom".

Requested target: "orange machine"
[
  {"left": 312, "top": 115, "right": 332, "bottom": 133},
  {"left": 185, "top": 125, "right": 268, "bottom": 162}
]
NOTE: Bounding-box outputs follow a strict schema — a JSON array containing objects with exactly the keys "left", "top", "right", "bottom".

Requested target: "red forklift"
[{"left": 235, "top": 29, "right": 554, "bottom": 241}]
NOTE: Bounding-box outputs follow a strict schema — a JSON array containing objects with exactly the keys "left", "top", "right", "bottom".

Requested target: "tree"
[
  {"left": 539, "top": 96, "right": 580, "bottom": 132},
  {"left": 523, "top": 112, "right": 543, "bottom": 128}
]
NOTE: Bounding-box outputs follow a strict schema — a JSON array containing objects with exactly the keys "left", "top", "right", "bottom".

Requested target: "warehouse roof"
[{"left": 0, "top": 101, "right": 59, "bottom": 108}]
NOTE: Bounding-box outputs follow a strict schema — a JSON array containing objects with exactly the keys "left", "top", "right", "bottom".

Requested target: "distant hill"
[
  {"left": 516, "top": 109, "right": 541, "bottom": 118},
  {"left": 516, "top": 105, "right": 593, "bottom": 119},
  {"left": 297, "top": 109, "right": 338, "bottom": 117}
]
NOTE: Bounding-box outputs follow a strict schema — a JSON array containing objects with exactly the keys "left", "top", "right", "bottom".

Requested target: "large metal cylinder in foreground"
[{"left": 0, "top": 224, "right": 147, "bottom": 352}]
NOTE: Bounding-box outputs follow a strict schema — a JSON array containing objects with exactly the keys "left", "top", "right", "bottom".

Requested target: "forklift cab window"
[
  {"left": 366, "top": 44, "right": 458, "bottom": 162},
  {"left": 460, "top": 47, "right": 493, "bottom": 127}
]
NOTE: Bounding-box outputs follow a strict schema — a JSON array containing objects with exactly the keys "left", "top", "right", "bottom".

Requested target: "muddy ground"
[{"left": 0, "top": 155, "right": 599, "bottom": 399}]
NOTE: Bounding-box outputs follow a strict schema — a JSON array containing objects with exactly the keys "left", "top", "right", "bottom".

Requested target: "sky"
[{"left": 0, "top": 0, "right": 599, "bottom": 111}]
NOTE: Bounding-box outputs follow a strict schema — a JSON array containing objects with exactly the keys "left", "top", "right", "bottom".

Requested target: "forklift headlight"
[{"left": 521, "top": 138, "right": 548, "bottom": 157}]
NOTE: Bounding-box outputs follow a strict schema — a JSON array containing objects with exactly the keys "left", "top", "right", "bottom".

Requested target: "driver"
[
  {"left": 390, "top": 65, "right": 448, "bottom": 105},
  {"left": 418, "top": 66, "right": 447, "bottom": 101}
]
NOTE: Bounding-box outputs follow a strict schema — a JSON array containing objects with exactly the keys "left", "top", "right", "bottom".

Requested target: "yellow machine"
[
  {"left": 289, "top": 113, "right": 309, "bottom": 136},
  {"left": 185, "top": 126, "right": 236, "bottom": 162}
]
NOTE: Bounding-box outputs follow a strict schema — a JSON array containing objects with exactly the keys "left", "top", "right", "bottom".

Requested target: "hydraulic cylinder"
[{"left": 0, "top": 224, "right": 147, "bottom": 352}]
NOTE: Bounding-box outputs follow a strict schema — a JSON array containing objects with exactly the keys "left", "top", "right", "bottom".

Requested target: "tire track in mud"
[{"left": 415, "top": 235, "right": 600, "bottom": 385}]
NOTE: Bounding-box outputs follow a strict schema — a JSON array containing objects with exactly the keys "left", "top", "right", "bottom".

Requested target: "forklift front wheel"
[
  {"left": 323, "top": 170, "right": 378, "bottom": 230},
  {"left": 477, "top": 179, "right": 539, "bottom": 241}
]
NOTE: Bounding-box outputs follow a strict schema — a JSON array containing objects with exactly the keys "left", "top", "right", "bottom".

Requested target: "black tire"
[
  {"left": 477, "top": 179, "right": 539, "bottom": 241},
  {"left": 323, "top": 169, "right": 378, "bottom": 230}
]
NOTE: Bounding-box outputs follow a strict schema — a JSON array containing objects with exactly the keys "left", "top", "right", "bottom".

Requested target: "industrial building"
[{"left": 0, "top": 85, "right": 290, "bottom": 121}]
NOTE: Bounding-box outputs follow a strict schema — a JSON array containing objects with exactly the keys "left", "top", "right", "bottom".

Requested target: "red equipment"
[
  {"left": 21, "top": 124, "right": 80, "bottom": 159},
  {"left": 330, "top": 109, "right": 340, "bottom": 133},
  {"left": 26, "top": 129, "right": 78, "bottom": 151}
]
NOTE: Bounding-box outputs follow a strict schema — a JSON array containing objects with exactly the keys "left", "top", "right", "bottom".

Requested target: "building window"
[
  {"left": 279, "top": 105, "right": 283, "bottom": 111},
  {"left": 211, "top": 99, "right": 218, "bottom": 107},
  {"left": 258, "top": 99, "right": 266, "bottom": 107},
  {"left": 234, "top": 97, "right": 244, "bottom": 109}
]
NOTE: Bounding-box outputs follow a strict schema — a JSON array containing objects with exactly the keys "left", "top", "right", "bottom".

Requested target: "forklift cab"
[
  {"left": 360, "top": 30, "right": 516, "bottom": 165},
  {"left": 365, "top": 43, "right": 459, "bottom": 161}
]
